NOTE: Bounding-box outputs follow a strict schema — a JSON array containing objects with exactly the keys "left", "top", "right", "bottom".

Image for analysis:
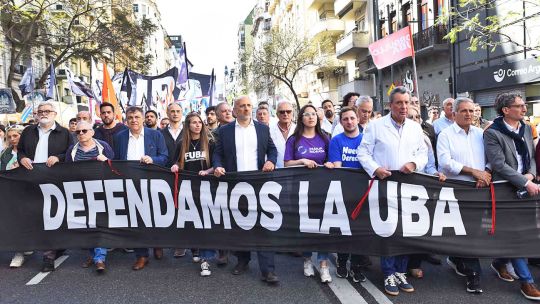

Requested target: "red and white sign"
[{"left": 368, "top": 26, "right": 415, "bottom": 69}]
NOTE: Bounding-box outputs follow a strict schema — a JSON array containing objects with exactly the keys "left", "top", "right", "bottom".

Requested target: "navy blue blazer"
[
  {"left": 213, "top": 120, "right": 277, "bottom": 171},
  {"left": 113, "top": 127, "right": 168, "bottom": 166}
]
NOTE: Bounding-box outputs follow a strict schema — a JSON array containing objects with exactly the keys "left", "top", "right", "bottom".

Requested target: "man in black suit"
[{"left": 213, "top": 96, "right": 279, "bottom": 284}]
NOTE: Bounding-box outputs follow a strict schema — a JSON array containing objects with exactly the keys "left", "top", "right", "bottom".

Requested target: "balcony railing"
[{"left": 412, "top": 24, "right": 448, "bottom": 51}]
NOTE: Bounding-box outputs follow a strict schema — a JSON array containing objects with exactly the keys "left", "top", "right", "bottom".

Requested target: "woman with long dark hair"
[
  {"left": 171, "top": 112, "right": 215, "bottom": 276},
  {"left": 284, "top": 104, "right": 333, "bottom": 283}
]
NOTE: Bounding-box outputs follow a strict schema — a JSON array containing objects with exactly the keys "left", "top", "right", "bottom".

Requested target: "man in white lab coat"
[{"left": 358, "top": 86, "right": 428, "bottom": 296}]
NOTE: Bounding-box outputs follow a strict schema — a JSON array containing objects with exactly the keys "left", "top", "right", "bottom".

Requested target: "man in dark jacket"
[
  {"left": 17, "top": 102, "right": 73, "bottom": 272},
  {"left": 160, "top": 102, "right": 183, "bottom": 168}
]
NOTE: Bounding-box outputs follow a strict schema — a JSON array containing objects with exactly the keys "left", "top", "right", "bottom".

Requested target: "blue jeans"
[
  {"left": 135, "top": 248, "right": 149, "bottom": 258},
  {"left": 200, "top": 249, "right": 215, "bottom": 260},
  {"left": 493, "top": 258, "right": 534, "bottom": 283},
  {"left": 303, "top": 252, "right": 329, "bottom": 262},
  {"left": 89, "top": 248, "right": 107, "bottom": 263},
  {"left": 236, "top": 251, "right": 275, "bottom": 274},
  {"left": 381, "top": 255, "right": 408, "bottom": 277}
]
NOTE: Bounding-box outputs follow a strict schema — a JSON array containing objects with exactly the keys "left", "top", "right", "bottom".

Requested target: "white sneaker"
[
  {"left": 506, "top": 262, "right": 519, "bottom": 280},
  {"left": 304, "top": 259, "right": 315, "bottom": 277},
  {"left": 23, "top": 251, "right": 33, "bottom": 256},
  {"left": 10, "top": 253, "right": 25, "bottom": 268},
  {"left": 200, "top": 261, "right": 211, "bottom": 276},
  {"left": 320, "top": 266, "right": 332, "bottom": 283},
  {"left": 192, "top": 255, "right": 201, "bottom": 263}
]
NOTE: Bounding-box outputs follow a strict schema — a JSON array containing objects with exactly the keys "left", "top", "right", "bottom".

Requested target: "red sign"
[{"left": 368, "top": 26, "right": 415, "bottom": 69}]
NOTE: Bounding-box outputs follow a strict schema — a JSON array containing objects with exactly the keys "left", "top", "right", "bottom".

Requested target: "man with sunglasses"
[
  {"left": 65, "top": 121, "right": 114, "bottom": 273},
  {"left": 17, "top": 102, "right": 73, "bottom": 272},
  {"left": 269, "top": 100, "right": 296, "bottom": 168}
]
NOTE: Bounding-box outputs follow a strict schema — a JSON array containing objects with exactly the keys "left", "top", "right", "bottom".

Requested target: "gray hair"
[
  {"left": 37, "top": 102, "right": 57, "bottom": 112},
  {"left": 388, "top": 86, "right": 410, "bottom": 103},
  {"left": 234, "top": 95, "right": 251, "bottom": 107},
  {"left": 355, "top": 95, "right": 373, "bottom": 107},
  {"left": 167, "top": 102, "right": 182, "bottom": 110},
  {"left": 452, "top": 97, "right": 474, "bottom": 113},
  {"left": 215, "top": 102, "right": 230, "bottom": 112},
  {"left": 495, "top": 92, "right": 523, "bottom": 116},
  {"left": 76, "top": 120, "right": 93, "bottom": 130},
  {"left": 442, "top": 98, "right": 454, "bottom": 107}
]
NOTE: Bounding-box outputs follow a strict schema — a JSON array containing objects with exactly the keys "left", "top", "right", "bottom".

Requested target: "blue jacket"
[
  {"left": 213, "top": 120, "right": 277, "bottom": 171},
  {"left": 113, "top": 127, "right": 168, "bottom": 166}
]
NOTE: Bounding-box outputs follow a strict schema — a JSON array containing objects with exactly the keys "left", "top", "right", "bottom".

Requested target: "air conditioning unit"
[
  {"left": 57, "top": 69, "right": 67, "bottom": 77},
  {"left": 14, "top": 65, "right": 25, "bottom": 75},
  {"left": 54, "top": 4, "right": 64, "bottom": 11},
  {"left": 62, "top": 95, "right": 75, "bottom": 104},
  {"left": 333, "top": 67, "right": 345, "bottom": 76},
  {"left": 317, "top": 72, "right": 325, "bottom": 79}
]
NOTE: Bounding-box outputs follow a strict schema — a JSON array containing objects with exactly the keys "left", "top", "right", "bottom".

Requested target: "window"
[
  {"left": 319, "top": 10, "right": 336, "bottom": 20},
  {"left": 133, "top": 4, "right": 138, "bottom": 13},
  {"left": 402, "top": 2, "right": 411, "bottom": 27},
  {"left": 389, "top": 12, "right": 397, "bottom": 33},
  {"left": 420, "top": 1, "right": 428, "bottom": 30},
  {"left": 355, "top": 16, "right": 366, "bottom": 32}
]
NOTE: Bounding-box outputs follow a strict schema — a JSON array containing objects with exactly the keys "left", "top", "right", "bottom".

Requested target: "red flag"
[{"left": 368, "top": 26, "right": 415, "bottom": 70}]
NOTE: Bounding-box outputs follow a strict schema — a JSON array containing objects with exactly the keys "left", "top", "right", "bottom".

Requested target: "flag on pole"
[
  {"left": 207, "top": 68, "right": 215, "bottom": 106},
  {"left": 18, "top": 61, "right": 34, "bottom": 97},
  {"left": 176, "top": 42, "right": 189, "bottom": 89},
  {"left": 368, "top": 26, "right": 415, "bottom": 70},
  {"left": 120, "top": 68, "right": 134, "bottom": 106},
  {"left": 20, "top": 104, "right": 33, "bottom": 122},
  {"left": 101, "top": 62, "right": 122, "bottom": 120},
  {"left": 90, "top": 57, "right": 103, "bottom": 103},
  {"left": 46, "top": 63, "right": 56, "bottom": 100},
  {"left": 66, "top": 68, "right": 95, "bottom": 98}
]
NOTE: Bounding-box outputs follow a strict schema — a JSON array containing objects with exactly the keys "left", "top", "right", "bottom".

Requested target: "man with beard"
[
  {"left": 205, "top": 106, "right": 218, "bottom": 130},
  {"left": 332, "top": 96, "right": 373, "bottom": 136},
  {"left": 94, "top": 102, "right": 127, "bottom": 150},
  {"left": 17, "top": 102, "right": 73, "bottom": 272},
  {"left": 321, "top": 99, "right": 336, "bottom": 134},
  {"left": 145, "top": 109, "right": 159, "bottom": 129}
]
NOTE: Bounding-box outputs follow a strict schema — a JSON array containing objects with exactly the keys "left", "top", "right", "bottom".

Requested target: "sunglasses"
[
  {"left": 75, "top": 129, "right": 90, "bottom": 135},
  {"left": 278, "top": 110, "right": 292, "bottom": 115}
]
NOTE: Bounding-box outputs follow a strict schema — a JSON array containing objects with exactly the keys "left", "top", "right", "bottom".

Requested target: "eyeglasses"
[
  {"left": 302, "top": 112, "right": 317, "bottom": 117},
  {"left": 75, "top": 129, "right": 90, "bottom": 135},
  {"left": 37, "top": 110, "right": 55, "bottom": 115},
  {"left": 508, "top": 104, "right": 527, "bottom": 109},
  {"left": 278, "top": 110, "right": 292, "bottom": 115}
]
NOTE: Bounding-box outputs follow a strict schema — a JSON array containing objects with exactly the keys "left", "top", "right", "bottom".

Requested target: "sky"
[{"left": 156, "top": 0, "right": 256, "bottom": 84}]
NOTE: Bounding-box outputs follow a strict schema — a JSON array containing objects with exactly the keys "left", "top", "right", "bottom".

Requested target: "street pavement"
[{"left": 0, "top": 250, "right": 538, "bottom": 304}]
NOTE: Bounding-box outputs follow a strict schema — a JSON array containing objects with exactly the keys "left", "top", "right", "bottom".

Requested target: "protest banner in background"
[
  {"left": 368, "top": 26, "right": 414, "bottom": 69},
  {"left": 0, "top": 89, "right": 17, "bottom": 114},
  {"left": 0, "top": 161, "right": 539, "bottom": 258}
]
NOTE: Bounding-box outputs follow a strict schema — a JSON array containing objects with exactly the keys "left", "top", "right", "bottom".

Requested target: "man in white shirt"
[
  {"left": 213, "top": 96, "right": 279, "bottom": 284},
  {"left": 269, "top": 100, "right": 296, "bottom": 168},
  {"left": 321, "top": 99, "right": 336, "bottom": 134},
  {"left": 358, "top": 86, "right": 427, "bottom": 296},
  {"left": 437, "top": 97, "right": 491, "bottom": 294},
  {"left": 433, "top": 98, "right": 455, "bottom": 135}
]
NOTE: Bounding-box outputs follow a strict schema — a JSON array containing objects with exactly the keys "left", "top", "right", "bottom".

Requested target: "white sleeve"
[{"left": 358, "top": 124, "right": 380, "bottom": 177}]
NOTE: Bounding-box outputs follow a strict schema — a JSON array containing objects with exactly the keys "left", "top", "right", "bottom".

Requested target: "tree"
[
  {"left": 248, "top": 27, "right": 336, "bottom": 109},
  {"left": 439, "top": 0, "right": 540, "bottom": 52},
  {"left": 0, "top": 0, "right": 156, "bottom": 110}
]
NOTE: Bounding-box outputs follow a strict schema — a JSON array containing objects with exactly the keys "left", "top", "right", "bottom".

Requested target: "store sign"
[{"left": 457, "top": 58, "right": 540, "bottom": 92}]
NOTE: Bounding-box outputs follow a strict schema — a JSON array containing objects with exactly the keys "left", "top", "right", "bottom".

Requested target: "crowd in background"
[{"left": 2, "top": 87, "right": 540, "bottom": 300}]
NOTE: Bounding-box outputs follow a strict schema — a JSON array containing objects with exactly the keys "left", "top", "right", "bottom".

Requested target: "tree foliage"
[
  {"left": 0, "top": 0, "right": 157, "bottom": 109},
  {"left": 248, "top": 27, "right": 337, "bottom": 109},
  {"left": 439, "top": 0, "right": 540, "bottom": 52}
]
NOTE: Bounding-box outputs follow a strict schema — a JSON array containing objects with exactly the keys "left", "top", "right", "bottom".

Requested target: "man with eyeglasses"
[
  {"left": 17, "top": 102, "right": 73, "bottom": 272},
  {"left": 65, "top": 120, "right": 114, "bottom": 273},
  {"left": 269, "top": 100, "right": 296, "bottom": 168},
  {"left": 484, "top": 92, "right": 540, "bottom": 300}
]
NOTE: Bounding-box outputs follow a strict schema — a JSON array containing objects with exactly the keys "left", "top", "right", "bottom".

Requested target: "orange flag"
[{"left": 101, "top": 62, "right": 122, "bottom": 121}]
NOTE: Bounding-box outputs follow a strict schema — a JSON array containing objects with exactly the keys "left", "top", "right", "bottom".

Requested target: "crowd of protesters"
[{"left": 2, "top": 86, "right": 540, "bottom": 300}]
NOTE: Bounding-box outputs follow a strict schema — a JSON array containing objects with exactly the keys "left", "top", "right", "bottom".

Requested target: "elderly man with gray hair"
[
  {"left": 332, "top": 95, "right": 373, "bottom": 137},
  {"left": 432, "top": 98, "right": 455, "bottom": 135},
  {"left": 269, "top": 100, "right": 296, "bottom": 168}
]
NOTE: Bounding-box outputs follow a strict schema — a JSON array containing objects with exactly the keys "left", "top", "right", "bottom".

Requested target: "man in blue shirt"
[{"left": 327, "top": 106, "right": 369, "bottom": 283}]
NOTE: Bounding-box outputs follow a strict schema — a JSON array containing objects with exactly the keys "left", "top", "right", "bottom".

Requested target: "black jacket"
[
  {"left": 17, "top": 122, "right": 73, "bottom": 162},
  {"left": 160, "top": 127, "right": 183, "bottom": 167}
]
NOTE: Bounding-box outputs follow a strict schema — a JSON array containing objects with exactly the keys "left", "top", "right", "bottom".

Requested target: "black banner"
[{"left": 1, "top": 161, "right": 539, "bottom": 258}]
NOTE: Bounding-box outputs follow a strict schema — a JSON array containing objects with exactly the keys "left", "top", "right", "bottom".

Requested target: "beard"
[
  {"left": 324, "top": 110, "right": 333, "bottom": 119},
  {"left": 39, "top": 117, "right": 51, "bottom": 125}
]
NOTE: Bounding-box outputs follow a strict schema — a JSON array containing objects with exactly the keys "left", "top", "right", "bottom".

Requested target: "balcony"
[
  {"left": 412, "top": 24, "right": 449, "bottom": 54},
  {"left": 309, "top": 18, "right": 345, "bottom": 38},
  {"left": 306, "top": 0, "right": 334, "bottom": 10},
  {"left": 334, "top": 0, "right": 367, "bottom": 19},
  {"left": 336, "top": 30, "right": 369, "bottom": 60}
]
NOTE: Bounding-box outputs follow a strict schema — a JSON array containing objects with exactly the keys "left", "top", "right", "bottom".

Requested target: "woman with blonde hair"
[{"left": 171, "top": 112, "right": 215, "bottom": 276}]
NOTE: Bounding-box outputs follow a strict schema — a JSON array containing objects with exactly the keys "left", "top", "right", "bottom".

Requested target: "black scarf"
[{"left": 490, "top": 116, "right": 530, "bottom": 174}]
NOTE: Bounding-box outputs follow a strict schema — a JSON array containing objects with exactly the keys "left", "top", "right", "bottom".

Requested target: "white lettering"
[
  {"left": 400, "top": 183, "right": 430, "bottom": 237},
  {"left": 104, "top": 179, "right": 128, "bottom": 228},
  {"left": 259, "top": 182, "right": 283, "bottom": 231},
  {"left": 84, "top": 180, "right": 106, "bottom": 228},
  {"left": 432, "top": 187, "right": 466, "bottom": 236},
  {"left": 40, "top": 184, "right": 66, "bottom": 231},
  {"left": 229, "top": 182, "right": 258, "bottom": 230},
  {"left": 200, "top": 181, "right": 231, "bottom": 229},
  {"left": 320, "top": 181, "right": 351, "bottom": 235},
  {"left": 369, "top": 181, "right": 399, "bottom": 237},
  {"left": 151, "top": 179, "right": 175, "bottom": 227},
  {"left": 176, "top": 180, "right": 203, "bottom": 229},
  {"left": 298, "top": 181, "right": 321, "bottom": 233},
  {"left": 126, "top": 179, "right": 153, "bottom": 227}
]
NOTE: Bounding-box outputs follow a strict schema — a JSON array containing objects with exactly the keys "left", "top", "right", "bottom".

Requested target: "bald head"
[{"left": 233, "top": 96, "right": 252, "bottom": 123}]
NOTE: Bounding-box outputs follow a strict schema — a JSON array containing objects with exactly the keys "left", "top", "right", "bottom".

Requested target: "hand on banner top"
[
  {"left": 374, "top": 167, "right": 392, "bottom": 179},
  {"left": 400, "top": 162, "right": 416, "bottom": 174},
  {"left": 262, "top": 161, "right": 275, "bottom": 172}
]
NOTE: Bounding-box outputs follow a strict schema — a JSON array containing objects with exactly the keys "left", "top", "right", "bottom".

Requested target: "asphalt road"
[{"left": 0, "top": 250, "right": 538, "bottom": 304}]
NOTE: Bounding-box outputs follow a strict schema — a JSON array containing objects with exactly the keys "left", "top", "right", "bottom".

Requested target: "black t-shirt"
[{"left": 182, "top": 139, "right": 214, "bottom": 172}]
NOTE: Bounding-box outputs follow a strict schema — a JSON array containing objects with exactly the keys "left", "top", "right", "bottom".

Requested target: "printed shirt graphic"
[
  {"left": 284, "top": 134, "right": 328, "bottom": 165},
  {"left": 328, "top": 133, "right": 363, "bottom": 169},
  {"left": 183, "top": 139, "right": 214, "bottom": 172}
]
